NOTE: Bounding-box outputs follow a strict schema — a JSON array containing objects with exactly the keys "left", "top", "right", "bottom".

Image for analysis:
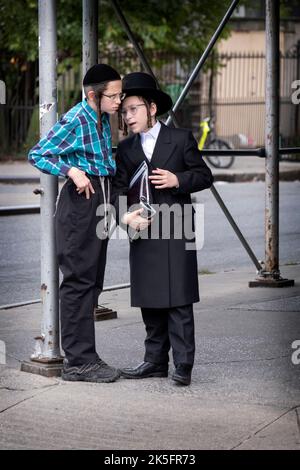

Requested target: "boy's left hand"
[{"left": 149, "top": 168, "right": 179, "bottom": 189}]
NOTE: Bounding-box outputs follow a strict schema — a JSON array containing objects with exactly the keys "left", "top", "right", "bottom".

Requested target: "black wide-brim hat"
[{"left": 122, "top": 72, "right": 173, "bottom": 116}]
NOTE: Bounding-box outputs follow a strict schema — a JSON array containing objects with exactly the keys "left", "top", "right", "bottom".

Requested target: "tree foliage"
[
  {"left": 1, "top": 0, "right": 298, "bottom": 155},
  {"left": 1, "top": 0, "right": 298, "bottom": 75},
  {"left": 0, "top": 0, "right": 232, "bottom": 69}
]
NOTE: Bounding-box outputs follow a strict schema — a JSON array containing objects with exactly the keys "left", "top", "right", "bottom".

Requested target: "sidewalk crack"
[
  {"left": 296, "top": 407, "right": 300, "bottom": 435},
  {"left": 198, "top": 354, "right": 289, "bottom": 366},
  {"left": 231, "top": 405, "right": 300, "bottom": 449},
  {"left": 0, "top": 386, "right": 27, "bottom": 392},
  {"left": 0, "top": 385, "right": 57, "bottom": 415}
]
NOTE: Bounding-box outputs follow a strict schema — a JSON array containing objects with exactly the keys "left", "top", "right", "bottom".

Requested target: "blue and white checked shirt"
[{"left": 28, "top": 99, "right": 116, "bottom": 177}]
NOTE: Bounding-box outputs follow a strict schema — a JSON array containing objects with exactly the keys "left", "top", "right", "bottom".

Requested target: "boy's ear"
[
  {"left": 87, "top": 89, "right": 96, "bottom": 101},
  {"left": 150, "top": 101, "right": 157, "bottom": 116}
]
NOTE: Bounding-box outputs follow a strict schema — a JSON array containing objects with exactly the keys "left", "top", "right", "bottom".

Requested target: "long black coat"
[{"left": 112, "top": 123, "right": 214, "bottom": 308}]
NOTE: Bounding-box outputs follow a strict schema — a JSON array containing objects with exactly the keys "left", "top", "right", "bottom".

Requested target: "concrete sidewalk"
[{"left": 0, "top": 265, "right": 299, "bottom": 450}]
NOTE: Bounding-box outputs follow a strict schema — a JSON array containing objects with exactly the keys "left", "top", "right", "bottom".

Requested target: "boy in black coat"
[{"left": 113, "top": 73, "right": 213, "bottom": 385}]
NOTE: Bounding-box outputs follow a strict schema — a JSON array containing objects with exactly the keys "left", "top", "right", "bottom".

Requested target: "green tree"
[
  {"left": 1, "top": 0, "right": 298, "bottom": 80},
  {"left": 0, "top": 0, "right": 234, "bottom": 155},
  {"left": 0, "top": 0, "right": 233, "bottom": 71}
]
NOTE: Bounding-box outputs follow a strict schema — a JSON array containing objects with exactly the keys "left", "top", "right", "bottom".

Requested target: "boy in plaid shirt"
[{"left": 29, "top": 64, "right": 123, "bottom": 383}]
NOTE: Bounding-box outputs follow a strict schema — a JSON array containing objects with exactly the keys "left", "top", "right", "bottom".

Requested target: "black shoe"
[
  {"left": 121, "top": 361, "right": 168, "bottom": 379},
  {"left": 172, "top": 364, "right": 192, "bottom": 385},
  {"left": 61, "top": 358, "right": 120, "bottom": 383}
]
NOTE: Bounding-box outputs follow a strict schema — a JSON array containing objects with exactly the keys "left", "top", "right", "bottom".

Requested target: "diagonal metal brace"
[{"left": 110, "top": 0, "right": 179, "bottom": 127}]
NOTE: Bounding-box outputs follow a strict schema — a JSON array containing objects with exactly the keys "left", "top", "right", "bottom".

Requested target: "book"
[
  {"left": 127, "top": 161, "right": 156, "bottom": 241},
  {"left": 128, "top": 161, "right": 155, "bottom": 219}
]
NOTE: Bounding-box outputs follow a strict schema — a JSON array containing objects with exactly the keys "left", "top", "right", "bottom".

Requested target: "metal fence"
[
  {"left": 197, "top": 49, "right": 300, "bottom": 146},
  {"left": 0, "top": 57, "right": 38, "bottom": 155},
  {"left": 1, "top": 47, "right": 299, "bottom": 154},
  {"left": 0, "top": 103, "right": 36, "bottom": 154}
]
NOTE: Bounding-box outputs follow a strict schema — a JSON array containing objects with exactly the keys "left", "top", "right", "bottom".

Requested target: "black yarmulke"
[{"left": 83, "top": 64, "right": 121, "bottom": 86}]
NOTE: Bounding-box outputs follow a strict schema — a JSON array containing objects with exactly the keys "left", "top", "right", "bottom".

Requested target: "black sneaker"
[{"left": 61, "top": 358, "right": 120, "bottom": 383}]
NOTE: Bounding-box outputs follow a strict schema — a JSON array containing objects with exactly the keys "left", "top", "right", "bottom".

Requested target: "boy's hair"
[
  {"left": 118, "top": 96, "right": 155, "bottom": 136},
  {"left": 84, "top": 81, "right": 109, "bottom": 132}
]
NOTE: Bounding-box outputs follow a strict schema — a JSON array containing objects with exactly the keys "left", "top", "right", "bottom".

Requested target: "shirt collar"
[
  {"left": 82, "top": 99, "right": 109, "bottom": 128},
  {"left": 140, "top": 120, "right": 161, "bottom": 142},
  {"left": 82, "top": 99, "right": 97, "bottom": 123}
]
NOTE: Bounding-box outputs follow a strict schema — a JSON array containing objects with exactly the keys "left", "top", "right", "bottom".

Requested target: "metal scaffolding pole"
[
  {"left": 265, "top": 0, "right": 280, "bottom": 276},
  {"left": 82, "top": 0, "right": 117, "bottom": 319},
  {"left": 249, "top": 0, "right": 293, "bottom": 287},
  {"left": 82, "top": 0, "right": 98, "bottom": 81},
  {"left": 21, "top": 0, "right": 63, "bottom": 377}
]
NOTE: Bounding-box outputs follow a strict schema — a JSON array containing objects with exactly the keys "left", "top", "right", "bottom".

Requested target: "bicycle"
[{"left": 197, "top": 116, "right": 235, "bottom": 169}]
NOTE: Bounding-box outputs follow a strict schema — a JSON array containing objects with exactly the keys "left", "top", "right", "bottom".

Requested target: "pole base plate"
[
  {"left": 21, "top": 359, "right": 63, "bottom": 377},
  {"left": 94, "top": 305, "right": 117, "bottom": 321},
  {"left": 249, "top": 278, "right": 294, "bottom": 288}
]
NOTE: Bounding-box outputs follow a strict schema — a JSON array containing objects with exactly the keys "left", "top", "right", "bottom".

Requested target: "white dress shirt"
[{"left": 140, "top": 121, "right": 161, "bottom": 161}]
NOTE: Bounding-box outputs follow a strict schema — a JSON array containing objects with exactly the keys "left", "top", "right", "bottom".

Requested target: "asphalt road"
[{"left": 0, "top": 181, "right": 299, "bottom": 306}]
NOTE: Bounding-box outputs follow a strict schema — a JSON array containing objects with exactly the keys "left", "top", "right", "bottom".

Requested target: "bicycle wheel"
[{"left": 206, "top": 139, "right": 235, "bottom": 169}]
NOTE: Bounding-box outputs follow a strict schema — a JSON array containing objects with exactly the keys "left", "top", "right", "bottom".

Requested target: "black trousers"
[
  {"left": 141, "top": 305, "right": 195, "bottom": 367},
  {"left": 55, "top": 176, "right": 110, "bottom": 366}
]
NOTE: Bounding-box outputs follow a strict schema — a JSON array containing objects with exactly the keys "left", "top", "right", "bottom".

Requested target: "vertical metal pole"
[
  {"left": 295, "top": 40, "right": 300, "bottom": 136},
  {"left": 265, "top": 0, "right": 280, "bottom": 277},
  {"left": 250, "top": 0, "right": 293, "bottom": 287},
  {"left": 36, "top": 0, "right": 60, "bottom": 360},
  {"left": 82, "top": 0, "right": 117, "bottom": 319},
  {"left": 82, "top": 0, "right": 98, "bottom": 87}
]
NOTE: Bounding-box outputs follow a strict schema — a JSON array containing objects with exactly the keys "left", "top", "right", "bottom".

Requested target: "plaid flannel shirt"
[{"left": 28, "top": 99, "right": 116, "bottom": 177}]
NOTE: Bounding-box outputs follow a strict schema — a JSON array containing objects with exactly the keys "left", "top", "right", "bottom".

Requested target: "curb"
[
  {"left": 212, "top": 170, "right": 300, "bottom": 183},
  {"left": 0, "top": 205, "right": 40, "bottom": 216},
  {"left": 0, "top": 176, "right": 40, "bottom": 184}
]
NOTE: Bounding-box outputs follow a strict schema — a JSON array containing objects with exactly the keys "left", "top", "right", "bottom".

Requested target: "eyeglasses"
[
  {"left": 121, "top": 104, "right": 146, "bottom": 118},
  {"left": 102, "top": 92, "right": 126, "bottom": 102}
]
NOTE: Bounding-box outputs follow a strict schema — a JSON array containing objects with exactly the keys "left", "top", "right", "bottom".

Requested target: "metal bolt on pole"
[
  {"left": 21, "top": 0, "right": 64, "bottom": 377},
  {"left": 249, "top": 0, "right": 294, "bottom": 287}
]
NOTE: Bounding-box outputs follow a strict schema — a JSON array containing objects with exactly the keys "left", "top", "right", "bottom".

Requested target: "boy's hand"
[
  {"left": 67, "top": 167, "right": 95, "bottom": 199},
  {"left": 122, "top": 208, "right": 152, "bottom": 231},
  {"left": 149, "top": 168, "right": 179, "bottom": 189}
]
